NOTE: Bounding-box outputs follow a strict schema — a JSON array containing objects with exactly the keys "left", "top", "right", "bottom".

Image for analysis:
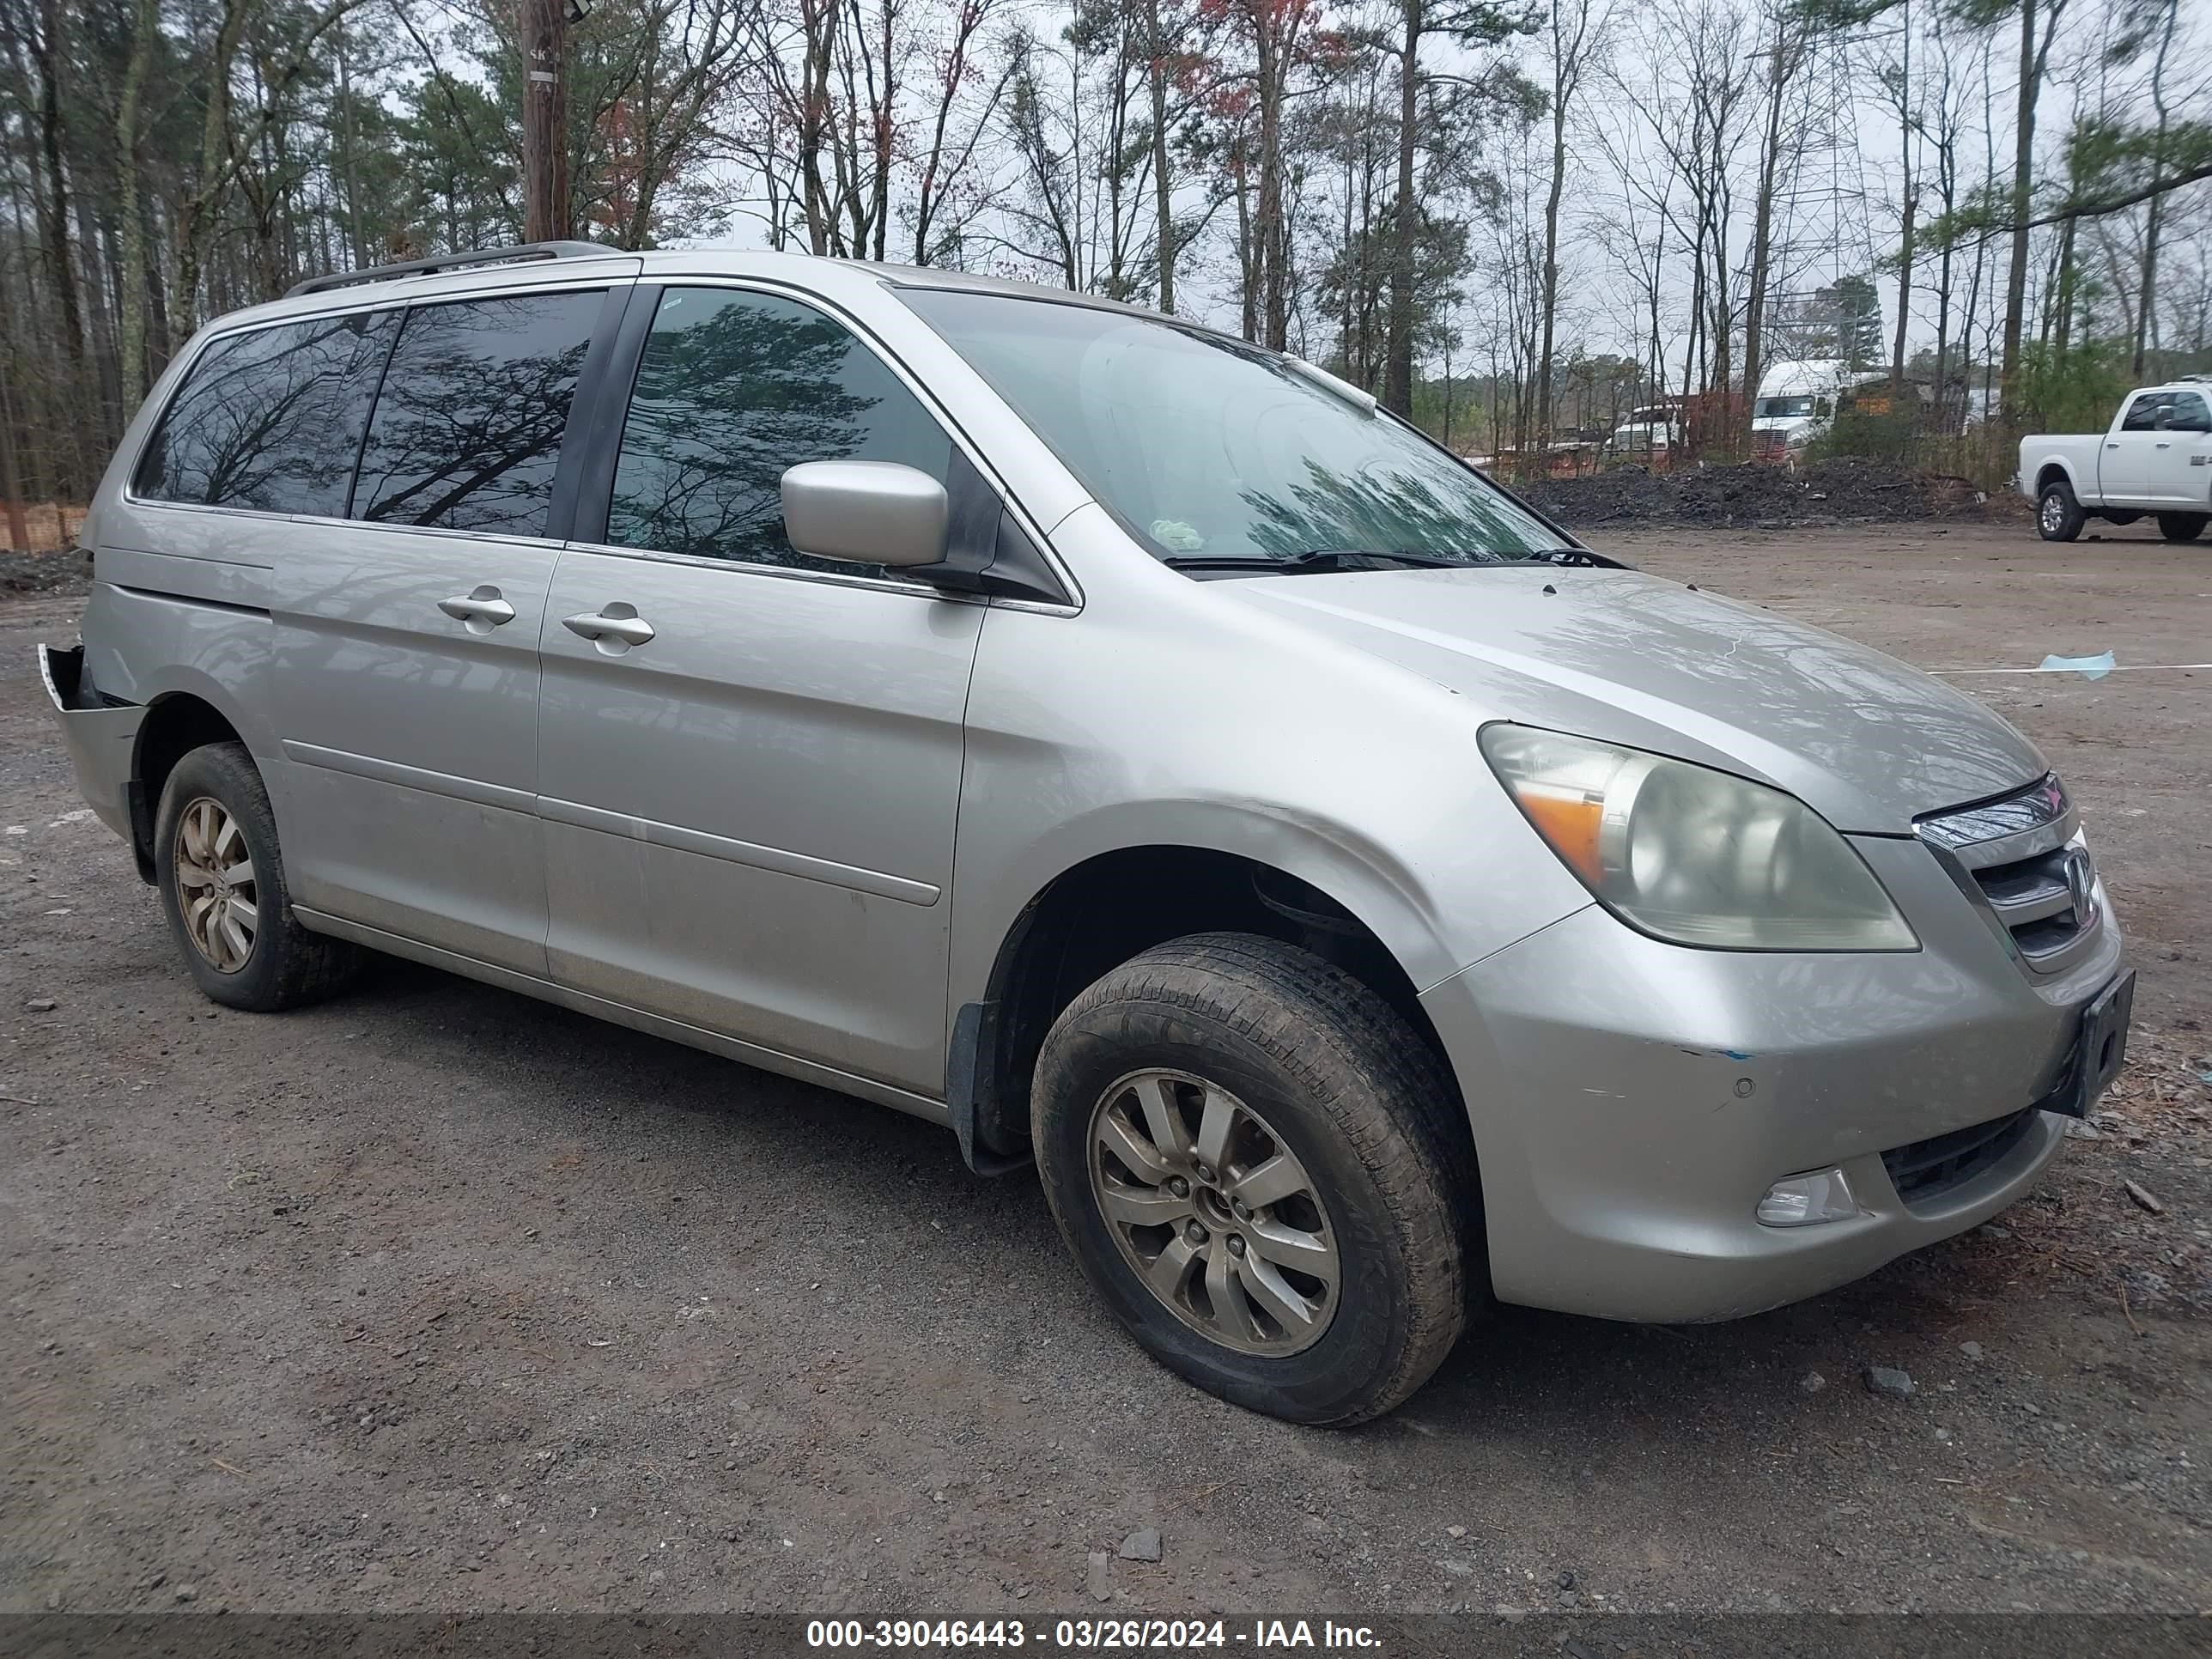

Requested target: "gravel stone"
[{"left": 1117, "top": 1528, "right": 1162, "bottom": 1563}]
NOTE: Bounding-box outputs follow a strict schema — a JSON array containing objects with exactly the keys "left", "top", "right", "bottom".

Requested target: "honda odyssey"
[{"left": 43, "top": 242, "right": 2133, "bottom": 1424}]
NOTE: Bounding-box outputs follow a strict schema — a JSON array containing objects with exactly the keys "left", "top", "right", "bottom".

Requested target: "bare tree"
[{"left": 1533, "top": 0, "right": 1606, "bottom": 441}]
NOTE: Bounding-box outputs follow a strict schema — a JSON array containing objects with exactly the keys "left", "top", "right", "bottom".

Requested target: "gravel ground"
[{"left": 2, "top": 522, "right": 2208, "bottom": 1621}]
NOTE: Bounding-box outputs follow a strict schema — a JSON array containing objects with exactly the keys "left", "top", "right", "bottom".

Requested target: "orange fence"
[{"left": 3, "top": 501, "right": 88, "bottom": 554}]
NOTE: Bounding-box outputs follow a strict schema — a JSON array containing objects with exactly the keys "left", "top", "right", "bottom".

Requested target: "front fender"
[{"left": 951, "top": 797, "right": 1475, "bottom": 1015}]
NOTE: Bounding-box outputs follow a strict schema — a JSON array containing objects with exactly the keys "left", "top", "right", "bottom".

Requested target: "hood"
[{"left": 1217, "top": 566, "right": 2045, "bottom": 834}]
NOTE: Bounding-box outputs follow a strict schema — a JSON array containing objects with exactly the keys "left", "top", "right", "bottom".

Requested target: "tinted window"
[
  {"left": 354, "top": 289, "right": 603, "bottom": 536},
  {"left": 2121, "top": 394, "right": 2165, "bottom": 432},
  {"left": 606, "top": 288, "right": 952, "bottom": 574},
  {"left": 2168, "top": 392, "right": 2211, "bottom": 432},
  {"left": 134, "top": 312, "right": 397, "bottom": 514}
]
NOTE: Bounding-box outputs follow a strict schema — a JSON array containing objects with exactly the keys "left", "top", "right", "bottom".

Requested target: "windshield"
[
  {"left": 897, "top": 288, "right": 1567, "bottom": 567},
  {"left": 1756, "top": 396, "right": 1817, "bottom": 420}
]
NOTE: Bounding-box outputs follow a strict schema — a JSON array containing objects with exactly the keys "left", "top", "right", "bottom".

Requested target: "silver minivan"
[{"left": 44, "top": 243, "right": 2134, "bottom": 1424}]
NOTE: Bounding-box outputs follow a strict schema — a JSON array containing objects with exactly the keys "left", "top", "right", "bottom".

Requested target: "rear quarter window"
[{"left": 132, "top": 311, "right": 398, "bottom": 514}]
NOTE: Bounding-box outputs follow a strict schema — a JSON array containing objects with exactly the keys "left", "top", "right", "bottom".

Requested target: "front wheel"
[
  {"left": 1031, "top": 933, "right": 1477, "bottom": 1425},
  {"left": 2037, "top": 480, "right": 2085, "bottom": 542},
  {"left": 154, "top": 741, "right": 362, "bottom": 1011},
  {"left": 2156, "top": 511, "right": 2208, "bottom": 543}
]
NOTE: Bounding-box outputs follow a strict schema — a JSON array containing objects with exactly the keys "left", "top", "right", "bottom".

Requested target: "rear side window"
[
  {"left": 604, "top": 287, "right": 952, "bottom": 574},
  {"left": 133, "top": 312, "right": 397, "bottom": 514},
  {"left": 2167, "top": 392, "right": 2211, "bottom": 432},
  {"left": 353, "top": 289, "right": 603, "bottom": 537}
]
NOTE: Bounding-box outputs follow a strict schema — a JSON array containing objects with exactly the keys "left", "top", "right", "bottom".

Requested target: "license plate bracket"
[{"left": 2043, "top": 969, "right": 2136, "bottom": 1120}]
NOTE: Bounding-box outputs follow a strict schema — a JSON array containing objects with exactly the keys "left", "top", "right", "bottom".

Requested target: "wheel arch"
[
  {"left": 127, "top": 690, "right": 251, "bottom": 881},
  {"left": 954, "top": 839, "right": 1470, "bottom": 1180},
  {"left": 2033, "top": 459, "right": 2077, "bottom": 497}
]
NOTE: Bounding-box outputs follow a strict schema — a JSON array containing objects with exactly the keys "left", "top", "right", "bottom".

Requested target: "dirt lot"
[{"left": 3, "top": 522, "right": 2209, "bottom": 1622}]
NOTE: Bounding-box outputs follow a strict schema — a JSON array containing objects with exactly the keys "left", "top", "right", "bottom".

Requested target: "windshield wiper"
[
  {"left": 1161, "top": 546, "right": 1622, "bottom": 576},
  {"left": 1162, "top": 549, "right": 1470, "bottom": 575}
]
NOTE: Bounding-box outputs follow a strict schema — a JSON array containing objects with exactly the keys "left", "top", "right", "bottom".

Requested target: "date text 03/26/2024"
[{"left": 805, "top": 1620, "right": 1383, "bottom": 1650}]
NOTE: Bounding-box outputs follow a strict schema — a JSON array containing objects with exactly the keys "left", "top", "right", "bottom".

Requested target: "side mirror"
[{"left": 781, "top": 461, "right": 949, "bottom": 568}]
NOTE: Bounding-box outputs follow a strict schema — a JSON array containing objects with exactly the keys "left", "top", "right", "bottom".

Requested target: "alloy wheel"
[
  {"left": 1088, "top": 1069, "right": 1340, "bottom": 1355},
  {"left": 173, "top": 796, "right": 258, "bottom": 973}
]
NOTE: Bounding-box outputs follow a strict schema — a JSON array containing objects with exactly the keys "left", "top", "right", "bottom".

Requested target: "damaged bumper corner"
[{"left": 39, "top": 642, "right": 145, "bottom": 848}]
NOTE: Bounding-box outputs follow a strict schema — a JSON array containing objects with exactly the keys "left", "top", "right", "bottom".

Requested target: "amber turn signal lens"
[{"left": 1514, "top": 785, "right": 1604, "bottom": 884}]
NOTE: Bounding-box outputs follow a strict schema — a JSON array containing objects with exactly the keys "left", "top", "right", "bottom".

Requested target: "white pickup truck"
[{"left": 2019, "top": 380, "right": 2212, "bottom": 542}]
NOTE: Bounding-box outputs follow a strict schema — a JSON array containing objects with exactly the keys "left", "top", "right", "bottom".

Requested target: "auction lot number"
[{"left": 806, "top": 1620, "right": 1232, "bottom": 1648}]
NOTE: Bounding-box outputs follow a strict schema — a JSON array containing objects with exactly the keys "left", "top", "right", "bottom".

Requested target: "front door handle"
[
  {"left": 439, "top": 586, "right": 516, "bottom": 630},
  {"left": 562, "top": 607, "right": 657, "bottom": 648}
]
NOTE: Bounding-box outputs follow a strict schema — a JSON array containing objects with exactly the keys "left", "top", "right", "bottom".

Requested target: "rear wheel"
[
  {"left": 1031, "top": 932, "right": 1476, "bottom": 1425},
  {"left": 155, "top": 742, "right": 362, "bottom": 1012},
  {"left": 2155, "top": 511, "right": 2208, "bottom": 543},
  {"left": 2037, "top": 480, "right": 2085, "bottom": 542}
]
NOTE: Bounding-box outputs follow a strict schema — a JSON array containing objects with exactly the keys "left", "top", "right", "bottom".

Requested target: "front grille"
[
  {"left": 1881, "top": 1109, "right": 2036, "bottom": 1206},
  {"left": 1916, "top": 774, "right": 2099, "bottom": 974}
]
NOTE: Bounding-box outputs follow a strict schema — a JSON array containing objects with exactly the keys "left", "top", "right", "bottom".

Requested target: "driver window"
[{"left": 605, "top": 288, "right": 954, "bottom": 575}]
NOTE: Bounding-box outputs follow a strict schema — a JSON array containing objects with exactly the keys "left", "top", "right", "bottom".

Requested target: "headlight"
[{"left": 1480, "top": 725, "right": 1917, "bottom": 951}]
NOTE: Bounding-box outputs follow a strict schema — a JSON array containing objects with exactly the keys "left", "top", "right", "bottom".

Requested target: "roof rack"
[{"left": 284, "top": 240, "right": 610, "bottom": 299}]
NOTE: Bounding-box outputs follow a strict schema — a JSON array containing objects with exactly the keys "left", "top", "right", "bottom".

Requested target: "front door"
[
  {"left": 537, "top": 285, "right": 982, "bottom": 1094},
  {"left": 271, "top": 285, "right": 619, "bottom": 973},
  {"left": 2101, "top": 392, "right": 2165, "bottom": 501}
]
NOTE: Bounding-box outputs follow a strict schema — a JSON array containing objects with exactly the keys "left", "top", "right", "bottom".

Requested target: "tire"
[
  {"left": 154, "top": 741, "right": 362, "bottom": 1012},
  {"left": 2155, "top": 511, "right": 2208, "bottom": 543},
  {"left": 2037, "top": 479, "right": 2085, "bottom": 542},
  {"left": 1030, "top": 932, "right": 1477, "bottom": 1425}
]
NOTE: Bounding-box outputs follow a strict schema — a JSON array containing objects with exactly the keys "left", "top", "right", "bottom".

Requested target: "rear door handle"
[
  {"left": 439, "top": 586, "right": 516, "bottom": 629},
  {"left": 562, "top": 607, "right": 657, "bottom": 647}
]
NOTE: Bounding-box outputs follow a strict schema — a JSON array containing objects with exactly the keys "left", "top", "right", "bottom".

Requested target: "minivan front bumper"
[
  {"left": 1419, "top": 832, "right": 2126, "bottom": 1324},
  {"left": 39, "top": 643, "right": 144, "bottom": 847}
]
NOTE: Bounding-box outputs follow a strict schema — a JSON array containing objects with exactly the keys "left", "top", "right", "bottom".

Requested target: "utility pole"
[{"left": 523, "top": 0, "right": 568, "bottom": 242}]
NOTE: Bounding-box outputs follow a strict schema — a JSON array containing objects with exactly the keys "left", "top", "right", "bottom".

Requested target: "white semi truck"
[{"left": 1752, "top": 360, "right": 1849, "bottom": 454}]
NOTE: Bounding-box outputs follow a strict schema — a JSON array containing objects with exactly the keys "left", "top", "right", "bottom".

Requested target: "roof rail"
[{"left": 284, "top": 240, "right": 611, "bottom": 299}]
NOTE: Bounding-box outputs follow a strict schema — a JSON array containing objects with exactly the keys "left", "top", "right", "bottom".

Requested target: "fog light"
[{"left": 1758, "top": 1167, "right": 1861, "bottom": 1227}]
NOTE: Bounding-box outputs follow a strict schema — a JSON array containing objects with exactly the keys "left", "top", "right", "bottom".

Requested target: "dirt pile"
[
  {"left": 1519, "top": 459, "right": 1993, "bottom": 531},
  {"left": 0, "top": 549, "right": 92, "bottom": 599}
]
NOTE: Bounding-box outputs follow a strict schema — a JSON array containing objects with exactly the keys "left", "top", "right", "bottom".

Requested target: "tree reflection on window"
[
  {"left": 136, "top": 312, "right": 395, "bottom": 516},
  {"left": 354, "top": 291, "right": 601, "bottom": 537},
  {"left": 607, "top": 288, "right": 951, "bottom": 575}
]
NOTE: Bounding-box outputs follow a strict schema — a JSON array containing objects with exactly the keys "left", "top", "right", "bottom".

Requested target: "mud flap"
[{"left": 946, "top": 1000, "right": 1032, "bottom": 1176}]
